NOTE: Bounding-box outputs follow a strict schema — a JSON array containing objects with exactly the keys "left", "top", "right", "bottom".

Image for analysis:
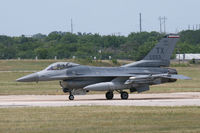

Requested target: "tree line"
[{"left": 0, "top": 30, "right": 200, "bottom": 60}]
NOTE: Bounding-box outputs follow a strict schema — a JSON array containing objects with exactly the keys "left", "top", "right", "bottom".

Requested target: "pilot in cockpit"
[{"left": 45, "top": 62, "right": 79, "bottom": 71}]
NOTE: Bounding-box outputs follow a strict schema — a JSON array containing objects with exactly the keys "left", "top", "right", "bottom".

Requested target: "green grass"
[
  {"left": 0, "top": 106, "right": 200, "bottom": 133},
  {"left": 0, "top": 60, "right": 199, "bottom": 95}
]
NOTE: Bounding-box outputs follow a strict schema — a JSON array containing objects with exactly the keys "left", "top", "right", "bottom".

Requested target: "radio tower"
[
  {"left": 159, "top": 16, "right": 167, "bottom": 33},
  {"left": 159, "top": 17, "right": 162, "bottom": 33},
  {"left": 71, "top": 18, "right": 73, "bottom": 33},
  {"left": 163, "top": 16, "right": 167, "bottom": 33},
  {"left": 139, "top": 13, "right": 142, "bottom": 32}
]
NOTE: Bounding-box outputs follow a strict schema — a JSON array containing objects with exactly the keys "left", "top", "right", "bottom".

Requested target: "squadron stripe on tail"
[{"left": 168, "top": 35, "right": 180, "bottom": 38}]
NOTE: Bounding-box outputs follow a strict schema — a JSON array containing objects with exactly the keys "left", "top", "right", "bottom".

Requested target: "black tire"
[
  {"left": 69, "top": 95, "right": 74, "bottom": 100},
  {"left": 121, "top": 91, "right": 128, "bottom": 100},
  {"left": 105, "top": 91, "right": 114, "bottom": 100}
]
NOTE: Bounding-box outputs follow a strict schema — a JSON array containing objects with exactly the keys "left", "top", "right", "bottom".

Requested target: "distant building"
[{"left": 176, "top": 54, "right": 200, "bottom": 60}]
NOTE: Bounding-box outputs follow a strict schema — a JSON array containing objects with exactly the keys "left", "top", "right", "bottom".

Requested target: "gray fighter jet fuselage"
[{"left": 17, "top": 34, "right": 191, "bottom": 100}]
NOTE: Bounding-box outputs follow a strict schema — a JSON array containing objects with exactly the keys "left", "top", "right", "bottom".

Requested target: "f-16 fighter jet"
[{"left": 17, "top": 34, "right": 190, "bottom": 100}]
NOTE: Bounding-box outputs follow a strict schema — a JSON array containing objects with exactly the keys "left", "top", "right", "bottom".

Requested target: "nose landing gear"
[
  {"left": 69, "top": 94, "right": 74, "bottom": 100},
  {"left": 60, "top": 81, "right": 75, "bottom": 101},
  {"left": 68, "top": 91, "right": 74, "bottom": 100},
  {"left": 62, "top": 88, "right": 74, "bottom": 100}
]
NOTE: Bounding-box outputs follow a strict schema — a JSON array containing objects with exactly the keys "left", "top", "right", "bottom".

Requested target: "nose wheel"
[
  {"left": 68, "top": 91, "right": 74, "bottom": 100},
  {"left": 69, "top": 95, "right": 74, "bottom": 100}
]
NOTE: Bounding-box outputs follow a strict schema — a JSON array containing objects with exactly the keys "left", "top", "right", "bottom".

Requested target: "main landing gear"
[
  {"left": 120, "top": 91, "right": 129, "bottom": 100},
  {"left": 105, "top": 91, "right": 114, "bottom": 100},
  {"left": 105, "top": 91, "right": 129, "bottom": 100}
]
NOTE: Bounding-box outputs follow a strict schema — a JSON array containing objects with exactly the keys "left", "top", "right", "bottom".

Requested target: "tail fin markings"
[{"left": 123, "top": 34, "right": 179, "bottom": 67}]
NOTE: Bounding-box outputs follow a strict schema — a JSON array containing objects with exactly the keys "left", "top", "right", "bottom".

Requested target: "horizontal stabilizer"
[{"left": 161, "top": 74, "right": 191, "bottom": 80}]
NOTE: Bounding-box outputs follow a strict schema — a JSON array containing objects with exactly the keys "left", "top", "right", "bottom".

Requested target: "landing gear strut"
[{"left": 105, "top": 91, "right": 114, "bottom": 100}]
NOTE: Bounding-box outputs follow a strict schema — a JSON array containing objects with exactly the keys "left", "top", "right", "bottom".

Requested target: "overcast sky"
[{"left": 0, "top": 0, "right": 199, "bottom": 36}]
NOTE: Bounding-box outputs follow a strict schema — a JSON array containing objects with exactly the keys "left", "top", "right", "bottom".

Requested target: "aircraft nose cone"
[{"left": 16, "top": 73, "right": 39, "bottom": 82}]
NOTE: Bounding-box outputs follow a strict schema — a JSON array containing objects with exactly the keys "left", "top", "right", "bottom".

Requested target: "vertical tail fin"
[
  {"left": 143, "top": 34, "right": 179, "bottom": 61},
  {"left": 123, "top": 34, "right": 180, "bottom": 67}
]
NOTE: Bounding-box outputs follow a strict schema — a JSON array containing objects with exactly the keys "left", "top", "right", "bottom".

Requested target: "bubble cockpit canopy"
[{"left": 45, "top": 62, "right": 80, "bottom": 71}]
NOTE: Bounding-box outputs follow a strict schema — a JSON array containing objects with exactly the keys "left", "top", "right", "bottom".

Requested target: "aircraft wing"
[
  {"left": 124, "top": 73, "right": 191, "bottom": 85},
  {"left": 66, "top": 71, "right": 139, "bottom": 78}
]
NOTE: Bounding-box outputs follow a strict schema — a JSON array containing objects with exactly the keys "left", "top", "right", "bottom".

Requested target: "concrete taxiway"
[{"left": 0, "top": 92, "right": 200, "bottom": 107}]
